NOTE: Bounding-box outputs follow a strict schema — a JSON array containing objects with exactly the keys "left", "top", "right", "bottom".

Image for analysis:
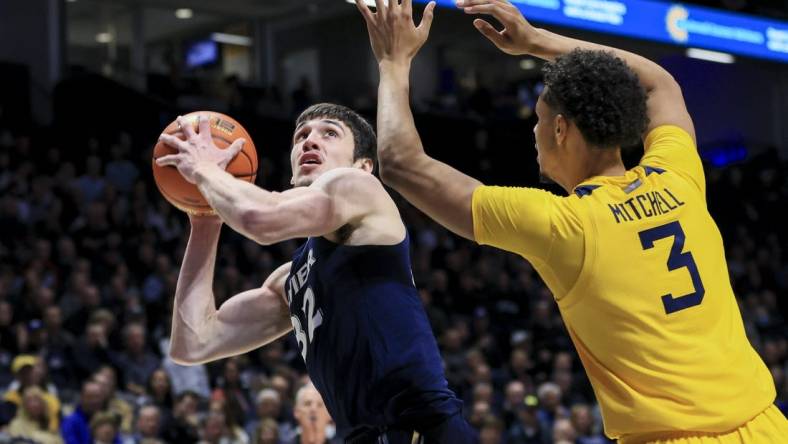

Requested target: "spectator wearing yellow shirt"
[{"left": 3, "top": 354, "right": 61, "bottom": 433}]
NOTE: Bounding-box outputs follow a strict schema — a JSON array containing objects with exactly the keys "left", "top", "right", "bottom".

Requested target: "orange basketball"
[{"left": 152, "top": 111, "right": 257, "bottom": 216}]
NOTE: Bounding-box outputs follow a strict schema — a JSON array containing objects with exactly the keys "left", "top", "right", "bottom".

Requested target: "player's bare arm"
[
  {"left": 243, "top": 167, "right": 403, "bottom": 245},
  {"left": 158, "top": 117, "right": 401, "bottom": 246},
  {"left": 156, "top": 115, "right": 297, "bottom": 242},
  {"left": 169, "top": 215, "right": 292, "bottom": 365},
  {"left": 457, "top": 0, "right": 695, "bottom": 142},
  {"left": 357, "top": 0, "right": 483, "bottom": 241}
]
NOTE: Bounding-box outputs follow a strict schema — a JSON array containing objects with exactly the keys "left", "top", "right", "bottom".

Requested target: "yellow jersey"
[{"left": 472, "top": 125, "right": 776, "bottom": 439}]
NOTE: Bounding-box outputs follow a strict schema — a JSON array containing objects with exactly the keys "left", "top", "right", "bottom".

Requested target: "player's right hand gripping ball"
[{"left": 152, "top": 111, "right": 258, "bottom": 215}]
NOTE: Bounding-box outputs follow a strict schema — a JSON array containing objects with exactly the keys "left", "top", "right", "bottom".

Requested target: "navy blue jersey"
[{"left": 285, "top": 233, "right": 462, "bottom": 437}]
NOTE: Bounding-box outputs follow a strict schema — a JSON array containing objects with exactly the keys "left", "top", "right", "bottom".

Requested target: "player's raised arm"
[
  {"left": 155, "top": 115, "right": 323, "bottom": 243},
  {"left": 158, "top": 116, "right": 396, "bottom": 246},
  {"left": 356, "top": 0, "right": 483, "bottom": 241},
  {"left": 458, "top": 0, "right": 695, "bottom": 142},
  {"left": 168, "top": 215, "right": 292, "bottom": 365},
  {"left": 235, "top": 167, "right": 399, "bottom": 245}
]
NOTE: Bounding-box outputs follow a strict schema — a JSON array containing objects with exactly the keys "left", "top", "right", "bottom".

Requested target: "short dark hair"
[
  {"left": 542, "top": 49, "right": 649, "bottom": 148},
  {"left": 295, "top": 103, "right": 377, "bottom": 169}
]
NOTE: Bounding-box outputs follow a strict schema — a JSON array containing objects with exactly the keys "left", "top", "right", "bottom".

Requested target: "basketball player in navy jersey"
[{"left": 156, "top": 104, "right": 476, "bottom": 443}]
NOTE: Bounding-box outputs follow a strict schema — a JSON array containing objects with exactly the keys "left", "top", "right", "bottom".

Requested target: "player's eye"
[
  {"left": 295, "top": 131, "right": 307, "bottom": 142},
  {"left": 326, "top": 129, "right": 338, "bottom": 138}
]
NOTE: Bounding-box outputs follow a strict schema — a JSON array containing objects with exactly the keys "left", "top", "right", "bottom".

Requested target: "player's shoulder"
[
  {"left": 314, "top": 168, "right": 403, "bottom": 244},
  {"left": 480, "top": 185, "right": 584, "bottom": 225},
  {"left": 477, "top": 184, "right": 568, "bottom": 202},
  {"left": 313, "top": 167, "right": 382, "bottom": 189},
  {"left": 312, "top": 167, "right": 388, "bottom": 201},
  {"left": 644, "top": 124, "right": 697, "bottom": 151}
]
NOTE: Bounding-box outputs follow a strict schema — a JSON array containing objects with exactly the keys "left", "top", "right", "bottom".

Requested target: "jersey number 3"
[
  {"left": 638, "top": 221, "right": 705, "bottom": 314},
  {"left": 291, "top": 287, "right": 323, "bottom": 362}
]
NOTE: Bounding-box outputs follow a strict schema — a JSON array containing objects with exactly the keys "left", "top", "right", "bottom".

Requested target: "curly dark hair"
[
  {"left": 542, "top": 49, "right": 649, "bottom": 148},
  {"left": 295, "top": 103, "right": 377, "bottom": 170}
]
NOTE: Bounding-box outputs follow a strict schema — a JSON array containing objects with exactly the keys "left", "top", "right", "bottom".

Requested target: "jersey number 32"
[{"left": 291, "top": 287, "right": 323, "bottom": 362}]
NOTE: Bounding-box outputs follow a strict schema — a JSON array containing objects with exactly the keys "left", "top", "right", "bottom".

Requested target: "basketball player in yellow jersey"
[{"left": 356, "top": 0, "right": 788, "bottom": 442}]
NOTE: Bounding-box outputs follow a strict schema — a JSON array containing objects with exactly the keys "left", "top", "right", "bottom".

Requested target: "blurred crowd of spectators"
[{"left": 0, "top": 89, "right": 786, "bottom": 444}]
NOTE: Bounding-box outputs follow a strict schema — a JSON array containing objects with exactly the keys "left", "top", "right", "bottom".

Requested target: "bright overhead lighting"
[
  {"left": 520, "top": 59, "right": 537, "bottom": 70},
  {"left": 67, "top": 0, "right": 77, "bottom": 3},
  {"left": 210, "top": 32, "right": 252, "bottom": 46},
  {"left": 686, "top": 48, "right": 734, "bottom": 64},
  {"left": 175, "top": 8, "right": 193, "bottom": 19},
  {"left": 95, "top": 32, "right": 113, "bottom": 43}
]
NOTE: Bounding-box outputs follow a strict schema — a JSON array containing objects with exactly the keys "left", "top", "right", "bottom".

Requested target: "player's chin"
[
  {"left": 293, "top": 171, "right": 320, "bottom": 187},
  {"left": 293, "top": 177, "right": 313, "bottom": 187}
]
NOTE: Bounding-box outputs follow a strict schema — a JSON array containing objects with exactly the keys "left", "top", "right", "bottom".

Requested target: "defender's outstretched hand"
[
  {"left": 355, "top": 0, "right": 436, "bottom": 64},
  {"left": 457, "top": 0, "right": 540, "bottom": 55}
]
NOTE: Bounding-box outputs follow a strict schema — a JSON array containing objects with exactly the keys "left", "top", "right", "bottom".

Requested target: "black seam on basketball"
[
  {"left": 238, "top": 149, "right": 258, "bottom": 173},
  {"left": 157, "top": 131, "right": 256, "bottom": 171},
  {"left": 241, "top": 144, "right": 258, "bottom": 171},
  {"left": 159, "top": 187, "right": 211, "bottom": 210},
  {"left": 153, "top": 166, "right": 254, "bottom": 208},
  {"left": 154, "top": 176, "right": 204, "bottom": 205},
  {"left": 154, "top": 177, "right": 211, "bottom": 210},
  {"left": 153, "top": 163, "right": 255, "bottom": 177},
  {"left": 154, "top": 160, "right": 254, "bottom": 179},
  {"left": 154, "top": 151, "right": 255, "bottom": 175},
  {"left": 228, "top": 148, "right": 256, "bottom": 177}
]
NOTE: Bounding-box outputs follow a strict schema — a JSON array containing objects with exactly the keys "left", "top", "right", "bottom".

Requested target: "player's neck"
[{"left": 564, "top": 147, "right": 626, "bottom": 193}]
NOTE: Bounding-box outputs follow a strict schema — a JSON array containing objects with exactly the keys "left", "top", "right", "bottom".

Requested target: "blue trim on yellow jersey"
[{"left": 574, "top": 184, "right": 602, "bottom": 198}]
